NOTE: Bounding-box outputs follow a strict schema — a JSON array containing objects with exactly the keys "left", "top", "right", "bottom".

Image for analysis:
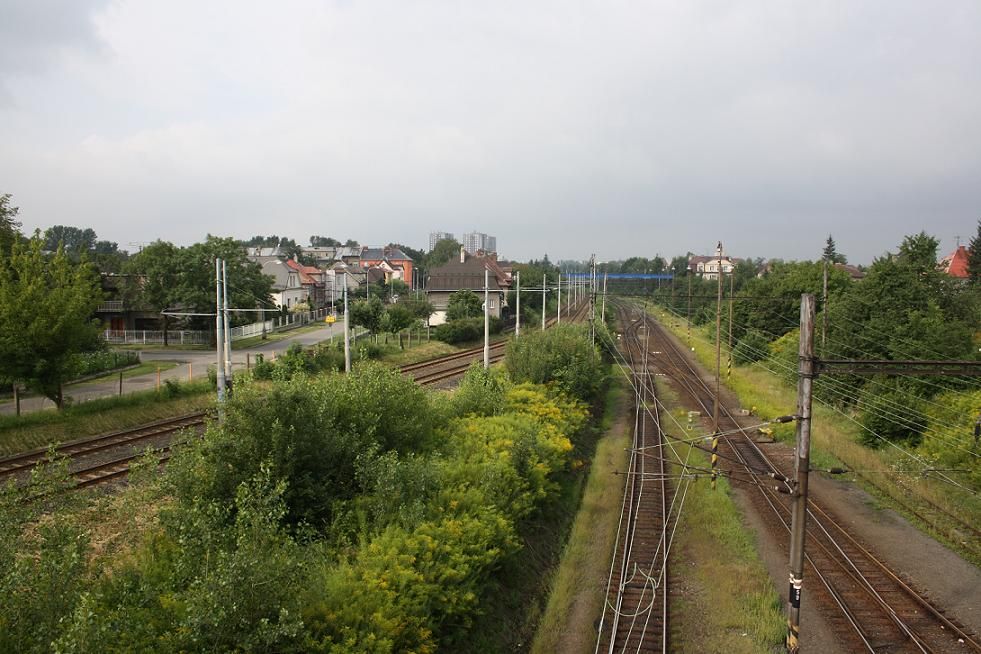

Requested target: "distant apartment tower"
[
  {"left": 462, "top": 231, "right": 497, "bottom": 254},
  {"left": 429, "top": 231, "right": 455, "bottom": 251}
]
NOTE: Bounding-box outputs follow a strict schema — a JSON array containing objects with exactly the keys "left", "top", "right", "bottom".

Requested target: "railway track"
[
  {"left": 630, "top": 300, "right": 980, "bottom": 653},
  {"left": 0, "top": 412, "right": 207, "bottom": 484},
  {"left": 596, "top": 305, "right": 672, "bottom": 653},
  {"left": 8, "top": 300, "right": 595, "bottom": 491}
]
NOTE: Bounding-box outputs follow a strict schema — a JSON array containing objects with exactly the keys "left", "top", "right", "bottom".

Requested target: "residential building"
[
  {"left": 360, "top": 246, "right": 415, "bottom": 287},
  {"left": 429, "top": 231, "right": 455, "bottom": 251},
  {"left": 259, "top": 259, "right": 308, "bottom": 309},
  {"left": 688, "top": 243, "right": 736, "bottom": 280},
  {"left": 285, "top": 259, "right": 328, "bottom": 307},
  {"left": 462, "top": 231, "right": 497, "bottom": 255},
  {"left": 426, "top": 247, "right": 509, "bottom": 326}
]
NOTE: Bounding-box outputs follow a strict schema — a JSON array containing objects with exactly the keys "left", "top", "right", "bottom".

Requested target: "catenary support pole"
[
  {"left": 542, "top": 274, "right": 547, "bottom": 331},
  {"left": 557, "top": 273, "right": 562, "bottom": 325},
  {"left": 515, "top": 270, "right": 521, "bottom": 338},
  {"left": 343, "top": 273, "right": 351, "bottom": 373},
  {"left": 687, "top": 272, "right": 692, "bottom": 348},
  {"left": 215, "top": 258, "right": 226, "bottom": 404},
  {"left": 602, "top": 272, "right": 607, "bottom": 323},
  {"left": 728, "top": 271, "right": 734, "bottom": 380},
  {"left": 222, "top": 260, "right": 232, "bottom": 393},
  {"left": 712, "top": 245, "right": 723, "bottom": 489},
  {"left": 786, "top": 293, "right": 816, "bottom": 653},
  {"left": 484, "top": 267, "right": 490, "bottom": 369}
]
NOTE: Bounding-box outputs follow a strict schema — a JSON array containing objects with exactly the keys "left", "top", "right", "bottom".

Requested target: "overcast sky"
[{"left": 1, "top": 1, "right": 979, "bottom": 264}]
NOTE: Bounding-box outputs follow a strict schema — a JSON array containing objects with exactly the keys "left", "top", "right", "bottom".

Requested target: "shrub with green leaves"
[
  {"left": 505, "top": 323, "right": 604, "bottom": 402},
  {"left": 433, "top": 316, "right": 502, "bottom": 344},
  {"left": 168, "top": 363, "right": 440, "bottom": 529}
]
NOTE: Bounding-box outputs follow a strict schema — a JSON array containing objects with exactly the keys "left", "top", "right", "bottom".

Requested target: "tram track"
[{"left": 628, "top": 299, "right": 979, "bottom": 653}]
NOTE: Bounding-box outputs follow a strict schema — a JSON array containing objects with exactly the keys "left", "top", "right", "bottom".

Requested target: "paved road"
[{"left": 1, "top": 322, "right": 351, "bottom": 415}]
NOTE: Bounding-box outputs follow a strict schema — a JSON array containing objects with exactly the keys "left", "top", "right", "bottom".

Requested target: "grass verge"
[
  {"left": 0, "top": 381, "right": 214, "bottom": 456},
  {"left": 231, "top": 322, "right": 331, "bottom": 349},
  {"left": 530, "top": 371, "right": 631, "bottom": 654},
  {"left": 80, "top": 360, "right": 181, "bottom": 384}
]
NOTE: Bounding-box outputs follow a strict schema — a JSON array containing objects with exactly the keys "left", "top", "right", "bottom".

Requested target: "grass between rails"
[
  {"left": 0, "top": 382, "right": 214, "bottom": 456},
  {"left": 459, "top": 366, "right": 616, "bottom": 653},
  {"left": 657, "top": 381, "right": 785, "bottom": 653},
  {"left": 650, "top": 306, "right": 981, "bottom": 566},
  {"left": 530, "top": 372, "right": 631, "bottom": 654}
]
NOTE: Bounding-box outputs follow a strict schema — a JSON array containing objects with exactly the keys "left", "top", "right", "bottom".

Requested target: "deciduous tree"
[
  {"left": 0, "top": 238, "right": 103, "bottom": 407},
  {"left": 446, "top": 289, "right": 483, "bottom": 321}
]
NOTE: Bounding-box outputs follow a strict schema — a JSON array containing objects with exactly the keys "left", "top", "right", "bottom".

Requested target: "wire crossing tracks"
[
  {"left": 638, "top": 306, "right": 981, "bottom": 653},
  {"left": 596, "top": 305, "right": 672, "bottom": 654},
  {"left": 0, "top": 412, "right": 207, "bottom": 486}
]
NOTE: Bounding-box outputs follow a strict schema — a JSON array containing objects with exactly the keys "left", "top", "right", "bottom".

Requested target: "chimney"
[{"left": 460, "top": 246, "right": 466, "bottom": 263}]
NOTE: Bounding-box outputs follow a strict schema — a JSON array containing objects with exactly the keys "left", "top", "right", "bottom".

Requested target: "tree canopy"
[
  {"left": 0, "top": 237, "right": 104, "bottom": 407},
  {"left": 424, "top": 238, "right": 462, "bottom": 270},
  {"left": 0, "top": 193, "right": 22, "bottom": 256},
  {"left": 823, "top": 234, "right": 847, "bottom": 264},
  {"left": 967, "top": 219, "right": 981, "bottom": 284},
  {"left": 446, "top": 289, "right": 483, "bottom": 321}
]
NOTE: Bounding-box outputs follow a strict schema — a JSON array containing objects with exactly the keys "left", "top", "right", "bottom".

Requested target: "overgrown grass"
[
  {"left": 531, "top": 372, "right": 631, "bottom": 654},
  {"left": 0, "top": 381, "right": 214, "bottom": 456},
  {"left": 651, "top": 306, "right": 981, "bottom": 565}
]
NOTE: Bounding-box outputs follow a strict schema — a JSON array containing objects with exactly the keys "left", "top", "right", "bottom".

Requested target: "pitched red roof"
[{"left": 939, "top": 245, "right": 970, "bottom": 279}]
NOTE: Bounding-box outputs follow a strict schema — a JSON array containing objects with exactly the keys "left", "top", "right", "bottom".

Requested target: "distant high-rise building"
[
  {"left": 462, "top": 231, "right": 497, "bottom": 254},
  {"left": 429, "top": 231, "right": 455, "bottom": 251}
]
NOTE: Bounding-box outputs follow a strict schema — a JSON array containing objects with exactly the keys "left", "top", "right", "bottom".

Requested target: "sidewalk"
[{"left": 0, "top": 321, "right": 350, "bottom": 416}]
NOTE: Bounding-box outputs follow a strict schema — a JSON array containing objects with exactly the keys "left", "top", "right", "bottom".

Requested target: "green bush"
[
  {"left": 71, "top": 350, "right": 140, "bottom": 378},
  {"left": 505, "top": 324, "right": 604, "bottom": 402},
  {"left": 167, "top": 363, "right": 440, "bottom": 530},
  {"left": 433, "top": 317, "right": 502, "bottom": 344}
]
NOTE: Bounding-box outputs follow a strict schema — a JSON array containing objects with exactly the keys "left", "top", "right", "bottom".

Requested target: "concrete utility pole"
[
  {"left": 483, "top": 267, "right": 490, "bottom": 369},
  {"left": 557, "top": 273, "right": 562, "bottom": 325},
  {"left": 786, "top": 294, "right": 816, "bottom": 654},
  {"left": 542, "top": 273, "right": 547, "bottom": 331},
  {"left": 590, "top": 256, "right": 596, "bottom": 346},
  {"left": 343, "top": 273, "right": 351, "bottom": 373},
  {"left": 712, "top": 245, "right": 723, "bottom": 489},
  {"left": 686, "top": 272, "right": 692, "bottom": 348},
  {"left": 215, "top": 259, "right": 226, "bottom": 403},
  {"left": 602, "top": 272, "right": 607, "bottom": 323},
  {"left": 222, "top": 260, "right": 232, "bottom": 393},
  {"left": 515, "top": 270, "right": 521, "bottom": 338},
  {"left": 728, "top": 271, "right": 734, "bottom": 380}
]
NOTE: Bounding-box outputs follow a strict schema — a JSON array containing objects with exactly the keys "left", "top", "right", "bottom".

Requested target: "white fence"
[
  {"left": 229, "top": 308, "right": 330, "bottom": 341},
  {"left": 103, "top": 330, "right": 211, "bottom": 345},
  {"left": 103, "top": 309, "right": 334, "bottom": 346}
]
